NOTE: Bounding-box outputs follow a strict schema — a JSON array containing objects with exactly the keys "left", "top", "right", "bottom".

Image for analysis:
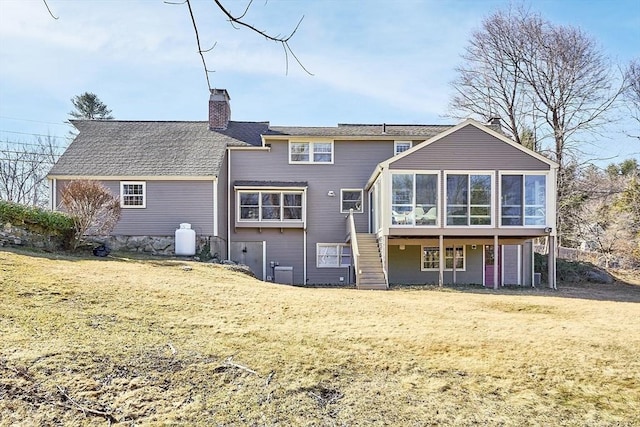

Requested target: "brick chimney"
[
  {"left": 488, "top": 117, "right": 501, "bottom": 128},
  {"left": 209, "top": 88, "right": 231, "bottom": 130}
]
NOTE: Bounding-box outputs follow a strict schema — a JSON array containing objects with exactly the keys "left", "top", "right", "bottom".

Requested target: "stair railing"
[{"left": 347, "top": 209, "right": 361, "bottom": 285}]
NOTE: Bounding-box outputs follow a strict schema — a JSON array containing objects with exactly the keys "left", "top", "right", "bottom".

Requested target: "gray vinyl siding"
[
  {"left": 503, "top": 245, "right": 520, "bottom": 284},
  {"left": 387, "top": 244, "right": 484, "bottom": 285},
  {"left": 57, "top": 180, "right": 215, "bottom": 236},
  {"left": 230, "top": 140, "right": 394, "bottom": 284},
  {"left": 233, "top": 228, "right": 305, "bottom": 284},
  {"left": 390, "top": 125, "right": 550, "bottom": 171}
]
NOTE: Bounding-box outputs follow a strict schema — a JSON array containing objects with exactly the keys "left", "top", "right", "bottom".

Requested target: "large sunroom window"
[
  {"left": 446, "top": 173, "right": 492, "bottom": 226},
  {"left": 501, "top": 174, "right": 546, "bottom": 226},
  {"left": 391, "top": 173, "right": 438, "bottom": 226},
  {"left": 239, "top": 191, "right": 303, "bottom": 222}
]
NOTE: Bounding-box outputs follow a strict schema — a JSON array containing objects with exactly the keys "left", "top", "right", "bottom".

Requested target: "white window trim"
[
  {"left": 443, "top": 170, "right": 495, "bottom": 228},
  {"left": 289, "top": 141, "right": 334, "bottom": 164},
  {"left": 340, "top": 189, "right": 364, "bottom": 213},
  {"left": 237, "top": 190, "right": 305, "bottom": 223},
  {"left": 394, "top": 140, "right": 412, "bottom": 156},
  {"left": 120, "top": 181, "right": 146, "bottom": 208},
  {"left": 498, "top": 171, "right": 549, "bottom": 228},
  {"left": 316, "top": 243, "right": 351, "bottom": 268},
  {"left": 421, "top": 245, "right": 466, "bottom": 272},
  {"left": 390, "top": 170, "right": 441, "bottom": 227}
]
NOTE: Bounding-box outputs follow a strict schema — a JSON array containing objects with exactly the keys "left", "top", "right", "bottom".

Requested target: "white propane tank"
[{"left": 175, "top": 223, "right": 196, "bottom": 256}]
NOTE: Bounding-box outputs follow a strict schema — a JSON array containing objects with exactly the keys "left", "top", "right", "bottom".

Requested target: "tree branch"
[{"left": 42, "top": 0, "right": 58, "bottom": 19}]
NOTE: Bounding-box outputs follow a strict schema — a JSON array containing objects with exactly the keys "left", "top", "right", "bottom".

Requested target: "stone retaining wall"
[
  {"left": 1, "top": 222, "right": 225, "bottom": 259},
  {"left": 1, "top": 222, "right": 67, "bottom": 251}
]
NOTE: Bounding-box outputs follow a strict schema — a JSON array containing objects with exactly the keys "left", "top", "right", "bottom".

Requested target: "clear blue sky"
[{"left": 0, "top": 0, "right": 638, "bottom": 166}]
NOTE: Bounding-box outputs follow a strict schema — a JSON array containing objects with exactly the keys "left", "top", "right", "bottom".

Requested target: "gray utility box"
[
  {"left": 274, "top": 266, "right": 294, "bottom": 285},
  {"left": 534, "top": 273, "right": 542, "bottom": 286}
]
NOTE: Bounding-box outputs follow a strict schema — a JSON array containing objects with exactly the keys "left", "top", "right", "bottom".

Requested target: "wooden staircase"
[{"left": 354, "top": 233, "right": 388, "bottom": 290}]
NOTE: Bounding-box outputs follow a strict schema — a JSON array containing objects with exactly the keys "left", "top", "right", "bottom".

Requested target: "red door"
[{"left": 484, "top": 245, "right": 501, "bottom": 287}]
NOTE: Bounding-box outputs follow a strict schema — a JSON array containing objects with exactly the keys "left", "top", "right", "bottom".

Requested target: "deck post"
[
  {"left": 452, "top": 245, "right": 457, "bottom": 285},
  {"left": 493, "top": 235, "right": 499, "bottom": 290},
  {"left": 548, "top": 235, "right": 556, "bottom": 289},
  {"left": 438, "top": 235, "right": 444, "bottom": 287}
]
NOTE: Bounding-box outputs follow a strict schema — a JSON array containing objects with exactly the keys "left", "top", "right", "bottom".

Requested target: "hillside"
[{"left": 1, "top": 248, "right": 639, "bottom": 426}]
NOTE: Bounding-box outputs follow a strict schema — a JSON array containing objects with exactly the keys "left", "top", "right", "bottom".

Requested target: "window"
[
  {"left": 317, "top": 243, "right": 351, "bottom": 268},
  {"left": 341, "top": 189, "right": 363, "bottom": 213},
  {"left": 501, "top": 174, "right": 546, "bottom": 226},
  {"left": 238, "top": 191, "right": 303, "bottom": 222},
  {"left": 120, "top": 181, "right": 146, "bottom": 208},
  {"left": 445, "top": 173, "right": 492, "bottom": 226},
  {"left": 391, "top": 173, "right": 438, "bottom": 226},
  {"left": 394, "top": 141, "right": 412, "bottom": 156},
  {"left": 422, "top": 246, "right": 465, "bottom": 271},
  {"left": 289, "top": 142, "right": 333, "bottom": 164}
]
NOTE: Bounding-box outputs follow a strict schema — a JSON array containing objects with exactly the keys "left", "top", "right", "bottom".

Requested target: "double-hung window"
[
  {"left": 445, "top": 173, "right": 493, "bottom": 226},
  {"left": 289, "top": 142, "right": 333, "bottom": 164},
  {"left": 239, "top": 191, "right": 303, "bottom": 222},
  {"left": 501, "top": 174, "right": 546, "bottom": 225},
  {"left": 120, "top": 181, "right": 146, "bottom": 208},
  {"left": 421, "top": 246, "right": 465, "bottom": 271},
  {"left": 394, "top": 141, "right": 412, "bottom": 156},
  {"left": 317, "top": 243, "right": 351, "bottom": 268}
]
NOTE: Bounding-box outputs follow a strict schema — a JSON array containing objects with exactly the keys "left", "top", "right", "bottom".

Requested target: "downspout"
[
  {"left": 227, "top": 149, "right": 232, "bottom": 261},
  {"left": 303, "top": 188, "right": 308, "bottom": 284},
  {"left": 213, "top": 178, "right": 218, "bottom": 237},
  {"left": 51, "top": 178, "right": 57, "bottom": 210}
]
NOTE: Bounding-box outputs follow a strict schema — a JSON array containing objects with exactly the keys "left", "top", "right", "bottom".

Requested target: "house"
[{"left": 48, "top": 88, "right": 558, "bottom": 289}]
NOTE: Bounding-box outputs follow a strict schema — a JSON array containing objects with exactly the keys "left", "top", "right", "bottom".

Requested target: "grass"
[{"left": 1, "top": 248, "right": 639, "bottom": 426}]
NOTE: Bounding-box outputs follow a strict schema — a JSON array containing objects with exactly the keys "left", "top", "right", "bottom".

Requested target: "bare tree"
[
  {"left": 451, "top": 7, "right": 623, "bottom": 245},
  {"left": 450, "top": 7, "right": 532, "bottom": 145},
  {"left": 165, "top": 0, "right": 309, "bottom": 91},
  {"left": 59, "top": 180, "right": 121, "bottom": 250},
  {"left": 624, "top": 58, "right": 640, "bottom": 137},
  {"left": 574, "top": 162, "right": 640, "bottom": 268},
  {"left": 0, "top": 135, "right": 61, "bottom": 207},
  {"left": 451, "top": 7, "right": 621, "bottom": 163},
  {"left": 520, "top": 20, "right": 621, "bottom": 167}
]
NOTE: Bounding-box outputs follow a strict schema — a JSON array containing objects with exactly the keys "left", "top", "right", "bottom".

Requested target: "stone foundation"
[
  {"left": 88, "top": 235, "right": 225, "bottom": 259},
  {"left": 1, "top": 222, "right": 226, "bottom": 259}
]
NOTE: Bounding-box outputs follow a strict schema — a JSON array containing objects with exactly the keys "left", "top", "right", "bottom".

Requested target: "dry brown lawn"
[{"left": 1, "top": 248, "right": 639, "bottom": 426}]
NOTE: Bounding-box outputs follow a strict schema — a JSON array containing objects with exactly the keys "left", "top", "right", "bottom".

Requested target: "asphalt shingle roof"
[
  {"left": 50, "top": 119, "right": 503, "bottom": 178},
  {"left": 49, "top": 120, "right": 268, "bottom": 177},
  {"left": 266, "top": 123, "right": 454, "bottom": 138}
]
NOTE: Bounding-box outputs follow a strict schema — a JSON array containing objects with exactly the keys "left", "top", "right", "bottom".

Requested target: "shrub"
[
  {"left": 0, "top": 200, "right": 75, "bottom": 239},
  {"left": 59, "top": 180, "right": 121, "bottom": 250}
]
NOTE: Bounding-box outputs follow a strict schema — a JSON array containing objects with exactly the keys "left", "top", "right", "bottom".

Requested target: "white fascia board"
[
  {"left": 47, "top": 175, "right": 217, "bottom": 181},
  {"left": 227, "top": 146, "right": 271, "bottom": 151},
  {"left": 383, "top": 118, "right": 559, "bottom": 170}
]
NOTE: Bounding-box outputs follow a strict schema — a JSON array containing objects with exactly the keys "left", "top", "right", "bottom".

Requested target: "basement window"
[{"left": 317, "top": 243, "right": 351, "bottom": 268}]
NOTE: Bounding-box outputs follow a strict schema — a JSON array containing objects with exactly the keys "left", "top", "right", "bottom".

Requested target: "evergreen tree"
[{"left": 69, "top": 92, "right": 114, "bottom": 120}]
